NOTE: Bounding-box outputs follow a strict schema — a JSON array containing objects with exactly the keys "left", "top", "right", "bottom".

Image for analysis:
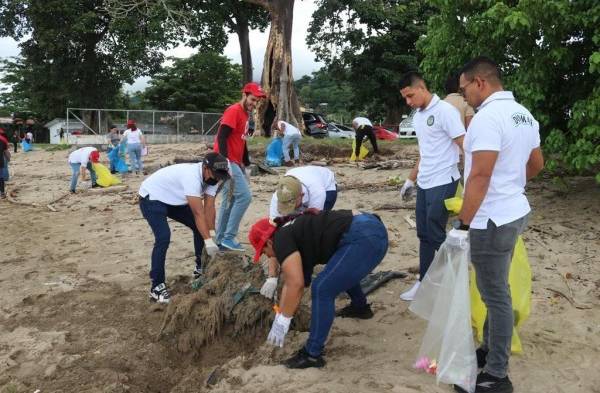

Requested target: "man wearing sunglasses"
[{"left": 452, "top": 57, "right": 544, "bottom": 393}]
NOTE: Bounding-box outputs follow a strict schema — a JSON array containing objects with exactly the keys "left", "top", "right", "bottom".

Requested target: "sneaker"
[
  {"left": 220, "top": 239, "right": 245, "bottom": 252},
  {"left": 284, "top": 348, "right": 326, "bottom": 369},
  {"left": 0, "top": 192, "right": 6, "bottom": 199},
  {"left": 336, "top": 303, "right": 374, "bottom": 319},
  {"left": 193, "top": 267, "right": 203, "bottom": 280},
  {"left": 70, "top": 189, "right": 76, "bottom": 194},
  {"left": 454, "top": 372, "right": 513, "bottom": 393},
  {"left": 91, "top": 183, "right": 99, "bottom": 188},
  {"left": 476, "top": 347, "right": 489, "bottom": 368},
  {"left": 149, "top": 283, "right": 170, "bottom": 304},
  {"left": 400, "top": 281, "right": 421, "bottom": 301}
]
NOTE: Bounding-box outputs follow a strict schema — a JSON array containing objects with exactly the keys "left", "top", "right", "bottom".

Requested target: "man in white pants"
[
  {"left": 398, "top": 71, "right": 466, "bottom": 301},
  {"left": 452, "top": 56, "right": 544, "bottom": 393}
]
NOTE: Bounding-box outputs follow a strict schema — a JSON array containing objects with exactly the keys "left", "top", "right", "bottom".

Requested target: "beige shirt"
[{"left": 444, "top": 93, "right": 475, "bottom": 127}]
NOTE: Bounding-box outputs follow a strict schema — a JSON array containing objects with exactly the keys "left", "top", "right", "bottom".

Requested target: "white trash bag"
[{"left": 409, "top": 229, "right": 477, "bottom": 393}]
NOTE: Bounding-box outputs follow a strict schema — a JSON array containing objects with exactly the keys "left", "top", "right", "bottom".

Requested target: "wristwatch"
[{"left": 452, "top": 219, "right": 470, "bottom": 231}]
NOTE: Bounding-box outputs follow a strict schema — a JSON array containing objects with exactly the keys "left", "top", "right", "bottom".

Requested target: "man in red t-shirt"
[{"left": 214, "top": 82, "right": 266, "bottom": 251}]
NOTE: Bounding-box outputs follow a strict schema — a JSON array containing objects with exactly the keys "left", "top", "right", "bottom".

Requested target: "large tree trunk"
[
  {"left": 233, "top": 12, "right": 253, "bottom": 84},
  {"left": 249, "top": 0, "right": 302, "bottom": 136}
]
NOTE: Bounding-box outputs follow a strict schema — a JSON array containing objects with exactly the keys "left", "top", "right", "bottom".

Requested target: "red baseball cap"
[
  {"left": 248, "top": 218, "right": 277, "bottom": 262},
  {"left": 127, "top": 119, "right": 136, "bottom": 126},
  {"left": 242, "top": 82, "right": 266, "bottom": 98},
  {"left": 90, "top": 150, "right": 100, "bottom": 163}
]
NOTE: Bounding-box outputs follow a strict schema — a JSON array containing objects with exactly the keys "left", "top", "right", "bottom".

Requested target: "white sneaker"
[{"left": 400, "top": 281, "right": 421, "bottom": 301}]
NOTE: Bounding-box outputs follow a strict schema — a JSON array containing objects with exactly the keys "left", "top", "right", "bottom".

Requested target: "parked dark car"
[{"left": 301, "top": 111, "right": 329, "bottom": 138}]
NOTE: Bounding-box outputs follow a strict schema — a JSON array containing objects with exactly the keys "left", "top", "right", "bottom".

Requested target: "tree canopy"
[
  {"left": 142, "top": 52, "right": 242, "bottom": 112},
  {"left": 418, "top": 0, "right": 600, "bottom": 180}
]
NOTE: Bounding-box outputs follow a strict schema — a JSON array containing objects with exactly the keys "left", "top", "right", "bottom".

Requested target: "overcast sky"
[{"left": 0, "top": 0, "right": 323, "bottom": 93}]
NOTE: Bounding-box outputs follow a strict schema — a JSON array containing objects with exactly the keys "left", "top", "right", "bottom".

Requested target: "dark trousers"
[
  {"left": 139, "top": 197, "right": 205, "bottom": 287},
  {"left": 355, "top": 125, "right": 379, "bottom": 156},
  {"left": 0, "top": 178, "right": 4, "bottom": 194},
  {"left": 415, "top": 179, "right": 459, "bottom": 280},
  {"left": 305, "top": 213, "right": 388, "bottom": 357},
  {"left": 324, "top": 189, "right": 338, "bottom": 211},
  {"left": 14, "top": 142, "right": 17, "bottom": 153}
]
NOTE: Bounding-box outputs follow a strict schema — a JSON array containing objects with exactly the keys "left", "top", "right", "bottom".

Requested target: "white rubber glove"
[
  {"left": 400, "top": 179, "right": 415, "bottom": 201},
  {"left": 260, "top": 277, "right": 278, "bottom": 299},
  {"left": 267, "top": 313, "right": 292, "bottom": 347},
  {"left": 446, "top": 228, "right": 469, "bottom": 249},
  {"left": 204, "top": 238, "right": 219, "bottom": 257},
  {"left": 209, "top": 229, "right": 216, "bottom": 238}
]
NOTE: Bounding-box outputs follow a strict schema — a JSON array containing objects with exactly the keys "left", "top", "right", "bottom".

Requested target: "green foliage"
[
  {"left": 308, "top": 0, "right": 434, "bottom": 122},
  {"left": 419, "top": 0, "right": 600, "bottom": 181},
  {"left": 295, "top": 69, "right": 354, "bottom": 121},
  {"left": 141, "top": 52, "right": 242, "bottom": 112},
  {"left": 0, "top": 0, "right": 178, "bottom": 121}
]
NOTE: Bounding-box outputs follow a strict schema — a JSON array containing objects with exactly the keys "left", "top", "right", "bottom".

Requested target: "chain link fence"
[{"left": 64, "top": 108, "right": 222, "bottom": 145}]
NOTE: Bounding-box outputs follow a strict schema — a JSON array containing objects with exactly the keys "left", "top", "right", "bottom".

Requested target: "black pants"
[
  {"left": 14, "top": 142, "right": 17, "bottom": 153},
  {"left": 355, "top": 125, "right": 378, "bottom": 156}
]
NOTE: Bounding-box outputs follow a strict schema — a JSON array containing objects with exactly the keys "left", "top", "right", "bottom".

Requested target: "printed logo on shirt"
[
  {"left": 511, "top": 112, "right": 533, "bottom": 127},
  {"left": 427, "top": 115, "right": 435, "bottom": 126}
]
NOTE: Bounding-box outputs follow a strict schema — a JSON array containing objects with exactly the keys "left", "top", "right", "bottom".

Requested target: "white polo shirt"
[
  {"left": 123, "top": 128, "right": 143, "bottom": 144},
  {"left": 353, "top": 117, "right": 372, "bottom": 128},
  {"left": 464, "top": 91, "right": 540, "bottom": 229},
  {"left": 68, "top": 147, "right": 97, "bottom": 167},
  {"left": 278, "top": 121, "right": 301, "bottom": 137},
  {"left": 269, "top": 166, "right": 337, "bottom": 219},
  {"left": 413, "top": 94, "right": 466, "bottom": 189},
  {"left": 139, "top": 163, "right": 218, "bottom": 206}
]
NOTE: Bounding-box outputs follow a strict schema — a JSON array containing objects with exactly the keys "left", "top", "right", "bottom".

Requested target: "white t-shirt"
[
  {"left": 123, "top": 128, "right": 143, "bottom": 144},
  {"left": 26, "top": 132, "right": 33, "bottom": 141},
  {"left": 278, "top": 121, "right": 301, "bottom": 137},
  {"left": 353, "top": 117, "right": 372, "bottom": 128},
  {"left": 464, "top": 91, "right": 540, "bottom": 229},
  {"left": 269, "top": 166, "right": 337, "bottom": 219},
  {"left": 68, "top": 147, "right": 97, "bottom": 167},
  {"left": 413, "top": 94, "right": 466, "bottom": 189},
  {"left": 138, "top": 163, "right": 218, "bottom": 206}
]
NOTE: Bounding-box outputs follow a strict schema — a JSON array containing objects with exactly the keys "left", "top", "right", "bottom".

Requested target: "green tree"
[
  {"left": 142, "top": 52, "right": 242, "bottom": 112},
  {"left": 418, "top": 0, "right": 600, "bottom": 180},
  {"left": 307, "top": 0, "right": 433, "bottom": 123},
  {"left": 295, "top": 68, "right": 353, "bottom": 121},
  {"left": 0, "top": 0, "right": 177, "bottom": 121}
]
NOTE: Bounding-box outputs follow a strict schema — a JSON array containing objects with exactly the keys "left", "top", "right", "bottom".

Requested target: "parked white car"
[
  {"left": 398, "top": 110, "right": 416, "bottom": 138},
  {"left": 327, "top": 123, "right": 356, "bottom": 139}
]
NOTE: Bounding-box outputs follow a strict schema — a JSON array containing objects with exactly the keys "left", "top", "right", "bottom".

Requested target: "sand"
[{"left": 1, "top": 142, "right": 599, "bottom": 393}]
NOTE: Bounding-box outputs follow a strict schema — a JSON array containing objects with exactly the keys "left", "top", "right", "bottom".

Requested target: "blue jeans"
[
  {"left": 304, "top": 213, "right": 388, "bottom": 357},
  {"left": 282, "top": 133, "right": 301, "bottom": 161},
  {"left": 415, "top": 179, "right": 459, "bottom": 280},
  {"left": 70, "top": 162, "right": 97, "bottom": 192},
  {"left": 215, "top": 163, "right": 252, "bottom": 244},
  {"left": 139, "top": 197, "right": 205, "bottom": 287},
  {"left": 1, "top": 160, "right": 8, "bottom": 181},
  {"left": 324, "top": 188, "right": 337, "bottom": 211},
  {"left": 470, "top": 215, "right": 528, "bottom": 378},
  {"left": 127, "top": 143, "right": 143, "bottom": 172}
]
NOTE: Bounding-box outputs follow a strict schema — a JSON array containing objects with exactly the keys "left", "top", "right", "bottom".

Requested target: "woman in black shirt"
[{"left": 249, "top": 210, "right": 388, "bottom": 368}]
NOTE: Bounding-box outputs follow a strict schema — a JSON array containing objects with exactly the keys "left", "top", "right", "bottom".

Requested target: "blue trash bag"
[
  {"left": 21, "top": 140, "right": 32, "bottom": 152},
  {"left": 108, "top": 144, "right": 129, "bottom": 173},
  {"left": 265, "top": 137, "right": 283, "bottom": 167}
]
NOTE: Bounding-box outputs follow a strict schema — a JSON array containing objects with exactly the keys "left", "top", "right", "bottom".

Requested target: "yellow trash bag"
[
  {"left": 350, "top": 139, "right": 369, "bottom": 161},
  {"left": 444, "top": 195, "right": 531, "bottom": 354},
  {"left": 93, "top": 162, "right": 122, "bottom": 187}
]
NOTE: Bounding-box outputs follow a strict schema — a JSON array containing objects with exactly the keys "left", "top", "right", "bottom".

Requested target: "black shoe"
[
  {"left": 70, "top": 189, "right": 76, "bottom": 194},
  {"left": 149, "top": 283, "right": 170, "bottom": 304},
  {"left": 476, "top": 347, "right": 488, "bottom": 368},
  {"left": 91, "top": 183, "right": 99, "bottom": 188},
  {"left": 454, "top": 372, "right": 513, "bottom": 393},
  {"left": 284, "top": 348, "right": 325, "bottom": 369},
  {"left": 193, "top": 267, "right": 203, "bottom": 280},
  {"left": 336, "top": 303, "right": 374, "bottom": 319}
]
